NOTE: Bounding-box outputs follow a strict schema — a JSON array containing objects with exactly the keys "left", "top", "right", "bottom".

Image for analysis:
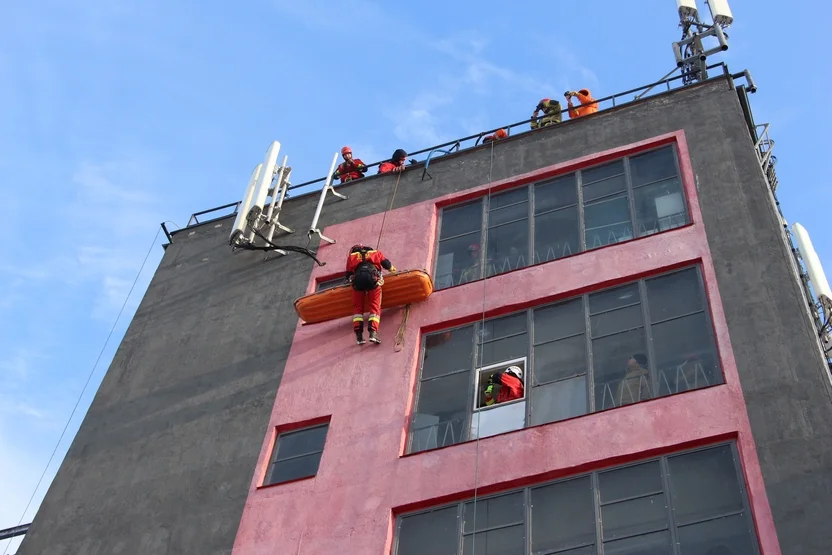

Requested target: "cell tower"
[{"left": 672, "top": 0, "right": 732, "bottom": 85}]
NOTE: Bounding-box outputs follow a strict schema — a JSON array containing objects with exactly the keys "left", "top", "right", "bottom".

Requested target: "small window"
[
  {"left": 471, "top": 358, "right": 527, "bottom": 440},
  {"left": 264, "top": 423, "right": 329, "bottom": 486},
  {"left": 316, "top": 277, "right": 344, "bottom": 292}
]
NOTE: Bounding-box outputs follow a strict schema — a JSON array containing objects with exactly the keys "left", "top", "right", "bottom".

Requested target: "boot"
[
  {"left": 368, "top": 330, "right": 381, "bottom": 344},
  {"left": 355, "top": 330, "right": 366, "bottom": 345}
]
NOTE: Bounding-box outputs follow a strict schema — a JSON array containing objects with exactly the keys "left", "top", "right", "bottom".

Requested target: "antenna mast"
[{"left": 672, "top": 0, "right": 731, "bottom": 84}]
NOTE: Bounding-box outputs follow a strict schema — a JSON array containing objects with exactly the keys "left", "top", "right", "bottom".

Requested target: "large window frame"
[
  {"left": 407, "top": 265, "right": 722, "bottom": 454},
  {"left": 394, "top": 443, "right": 761, "bottom": 555},
  {"left": 433, "top": 144, "right": 689, "bottom": 290}
]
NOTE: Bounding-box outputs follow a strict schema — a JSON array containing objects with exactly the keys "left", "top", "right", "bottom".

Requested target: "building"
[{"left": 15, "top": 70, "right": 832, "bottom": 555}]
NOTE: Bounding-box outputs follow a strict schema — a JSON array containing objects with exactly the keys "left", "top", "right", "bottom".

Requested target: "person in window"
[
  {"left": 378, "top": 149, "right": 408, "bottom": 174},
  {"left": 482, "top": 128, "right": 508, "bottom": 144},
  {"left": 483, "top": 366, "right": 524, "bottom": 407},
  {"left": 333, "top": 146, "right": 368, "bottom": 183},
  {"left": 565, "top": 89, "right": 598, "bottom": 119},
  {"left": 617, "top": 353, "right": 652, "bottom": 406},
  {"left": 530, "top": 98, "right": 563, "bottom": 129},
  {"left": 345, "top": 244, "right": 396, "bottom": 345},
  {"left": 459, "top": 243, "right": 483, "bottom": 284}
]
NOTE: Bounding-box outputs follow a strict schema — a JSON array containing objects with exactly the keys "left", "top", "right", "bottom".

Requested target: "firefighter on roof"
[
  {"left": 483, "top": 366, "right": 525, "bottom": 406},
  {"left": 565, "top": 89, "right": 598, "bottom": 119},
  {"left": 378, "top": 149, "right": 408, "bottom": 174},
  {"left": 482, "top": 128, "right": 508, "bottom": 144},
  {"left": 333, "top": 146, "right": 368, "bottom": 183},
  {"left": 530, "top": 98, "right": 563, "bottom": 129},
  {"left": 345, "top": 244, "right": 396, "bottom": 345}
]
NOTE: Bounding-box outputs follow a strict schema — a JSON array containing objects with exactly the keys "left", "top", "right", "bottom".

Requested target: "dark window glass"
[
  {"left": 463, "top": 525, "right": 524, "bottom": 555},
  {"left": 534, "top": 207, "right": 580, "bottom": 264},
  {"left": 316, "top": 277, "right": 343, "bottom": 292},
  {"left": 423, "top": 326, "right": 474, "bottom": 380},
  {"left": 676, "top": 514, "right": 757, "bottom": 555},
  {"left": 601, "top": 494, "right": 668, "bottom": 540},
  {"left": 645, "top": 268, "right": 704, "bottom": 323},
  {"left": 584, "top": 195, "right": 631, "bottom": 250},
  {"left": 593, "top": 328, "right": 648, "bottom": 410},
  {"left": 535, "top": 174, "right": 578, "bottom": 213},
  {"left": 530, "top": 375, "right": 587, "bottom": 425},
  {"left": 602, "top": 530, "right": 672, "bottom": 555},
  {"left": 486, "top": 189, "right": 529, "bottom": 278},
  {"left": 629, "top": 146, "right": 678, "bottom": 187},
  {"left": 590, "top": 283, "right": 640, "bottom": 315},
  {"left": 478, "top": 314, "right": 528, "bottom": 367},
  {"left": 265, "top": 424, "right": 329, "bottom": 486},
  {"left": 437, "top": 202, "right": 483, "bottom": 289},
  {"left": 668, "top": 446, "right": 745, "bottom": 525},
  {"left": 534, "top": 299, "right": 584, "bottom": 343},
  {"left": 463, "top": 492, "right": 525, "bottom": 533},
  {"left": 634, "top": 178, "right": 687, "bottom": 236},
  {"left": 652, "top": 313, "right": 722, "bottom": 395},
  {"left": 534, "top": 334, "right": 586, "bottom": 384},
  {"left": 599, "top": 461, "right": 663, "bottom": 503},
  {"left": 531, "top": 477, "right": 595, "bottom": 553},
  {"left": 410, "top": 371, "right": 469, "bottom": 453},
  {"left": 398, "top": 507, "right": 459, "bottom": 555},
  {"left": 582, "top": 161, "right": 627, "bottom": 201}
]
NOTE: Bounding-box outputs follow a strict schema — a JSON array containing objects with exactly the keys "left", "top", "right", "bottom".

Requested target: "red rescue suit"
[
  {"left": 495, "top": 373, "right": 524, "bottom": 403},
  {"left": 345, "top": 248, "right": 393, "bottom": 332},
  {"left": 378, "top": 160, "right": 404, "bottom": 174},
  {"left": 334, "top": 159, "right": 368, "bottom": 183}
]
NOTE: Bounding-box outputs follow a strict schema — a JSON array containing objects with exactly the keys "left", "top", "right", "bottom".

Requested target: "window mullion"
[
  {"left": 480, "top": 198, "right": 488, "bottom": 280},
  {"left": 456, "top": 502, "right": 465, "bottom": 555},
  {"left": 729, "top": 442, "right": 763, "bottom": 554},
  {"left": 576, "top": 169, "right": 586, "bottom": 252},
  {"left": 670, "top": 143, "right": 691, "bottom": 226},
  {"left": 660, "top": 456, "right": 682, "bottom": 555},
  {"left": 639, "top": 279, "right": 659, "bottom": 399},
  {"left": 591, "top": 470, "right": 604, "bottom": 554},
  {"left": 524, "top": 486, "right": 532, "bottom": 555},
  {"left": 583, "top": 295, "right": 595, "bottom": 413},
  {"left": 526, "top": 309, "right": 534, "bottom": 427},
  {"left": 528, "top": 183, "right": 536, "bottom": 267},
  {"left": 624, "top": 155, "right": 639, "bottom": 237}
]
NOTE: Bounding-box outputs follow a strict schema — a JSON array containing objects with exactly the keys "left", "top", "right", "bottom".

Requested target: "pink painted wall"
[{"left": 231, "top": 131, "right": 781, "bottom": 555}]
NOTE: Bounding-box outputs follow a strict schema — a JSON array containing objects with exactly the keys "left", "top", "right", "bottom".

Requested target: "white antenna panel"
[
  {"left": 676, "top": 0, "right": 699, "bottom": 19},
  {"left": 707, "top": 0, "right": 734, "bottom": 26},
  {"left": 792, "top": 223, "right": 832, "bottom": 309},
  {"left": 251, "top": 141, "right": 282, "bottom": 217},
  {"left": 229, "top": 163, "right": 263, "bottom": 245}
]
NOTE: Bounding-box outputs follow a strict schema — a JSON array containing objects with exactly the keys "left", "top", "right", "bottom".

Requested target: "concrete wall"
[{"left": 18, "top": 77, "right": 832, "bottom": 554}]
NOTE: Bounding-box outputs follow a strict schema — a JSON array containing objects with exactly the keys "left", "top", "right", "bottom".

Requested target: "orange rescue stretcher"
[{"left": 294, "top": 270, "right": 434, "bottom": 324}]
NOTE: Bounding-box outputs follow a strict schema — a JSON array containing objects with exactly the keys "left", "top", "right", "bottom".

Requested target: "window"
[
  {"left": 434, "top": 145, "right": 688, "bottom": 290},
  {"left": 263, "top": 423, "right": 329, "bottom": 486},
  {"left": 316, "top": 276, "right": 344, "bottom": 292},
  {"left": 395, "top": 444, "right": 760, "bottom": 555},
  {"left": 407, "top": 266, "right": 721, "bottom": 454}
]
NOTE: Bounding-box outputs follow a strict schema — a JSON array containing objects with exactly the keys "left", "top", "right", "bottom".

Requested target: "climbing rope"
[
  {"left": 470, "top": 139, "right": 496, "bottom": 554},
  {"left": 376, "top": 170, "right": 403, "bottom": 251}
]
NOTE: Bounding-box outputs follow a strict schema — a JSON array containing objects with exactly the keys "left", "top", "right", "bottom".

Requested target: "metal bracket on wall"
[
  {"left": 421, "top": 142, "right": 461, "bottom": 181},
  {"left": 308, "top": 152, "right": 347, "bottom": 246}
]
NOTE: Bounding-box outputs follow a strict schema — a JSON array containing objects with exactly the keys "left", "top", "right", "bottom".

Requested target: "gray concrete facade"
[{"left": 17, "top": 77, "right": 832, "bottom": 554}]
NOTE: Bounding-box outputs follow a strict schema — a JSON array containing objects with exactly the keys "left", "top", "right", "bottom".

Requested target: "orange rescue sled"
[{"left": 294, "top": 270, "right": 434, "bottom": 324}]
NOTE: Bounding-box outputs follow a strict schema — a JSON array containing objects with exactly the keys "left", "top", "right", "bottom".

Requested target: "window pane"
[
  {"left": 266, "top": 452, "right": 322, "bottom": 485},
  {"left": 316, "top": 278, "right": 343, "bottom": 292},
  {"left": 531, "top": 476, "right": 595, "bottom": 553},
  {"left": 423, "top": 326, "right": 474, "bottom": 380},
  {"left": 535, "top": 174, "right": 578, "bottom": 213},
  {"left": 480, "top": 333, "right": 528, "bottom": 367},
  {"left": 534, "top": 207, "right": 580, "bottom": 263},
  {"left": 590, "top": 305, "right": 643, "bottom": 338},
  {"left": 590, "top": 284, "right": 640, "bottom": 315},
  {"left": 441, "top": 201, "right": 483, "bottom": 239},
  {"left": 603, "top": 530, "right": 672, "bottom": 555},
  {"left": 667, "top": 445, "right": 745, "bottom": 525},
  {"left": 584, "top": 195, "right": 632, "bottom": 250},
  {"left": 677, "top": 514, "right": 757, "bottom": 555},
  {"left": 582, "top": 161, "right": 626, "bottom": 201},
  {"left": 601, "top": 494, "right": 668, "bottom": 540},
  {"left": 534, "top": 335, "right": 586, "bottom": 384},
  {"left": 646, "top": 268, "right": 704, "bottom": 322},
  {"left": 651, "top": 313, "right": 722, "bottom": 397},
  {"left": 436, "top": 233, "right": 482, "bottom": 289},
  {"left": 592, "top": 328, "right": 649, "bottom": 411},
  {"left": 410, "top": 372, "right": 469, "bottom": 452},
  {"left": 629, "top": 146, "right": 677, "bottom": 187},
  {"left": 463, "top": 525, "right": 525, "bottom": 555},
  {"left": 399, "top": 507, "right": 459, "bottom": 555},
  {"left": 489, "top": 198, "right": 528, "bottom": 227},
  {"left": 486, "top": 220, "right": 529, "bottom": 277},
  {"left": 490, "top": 187, "right": 528, "bottom": 210},
  {"left": 470, "top": 400, "right": 526, "bottom": 439},
  {"left": 531, "top": 375, "right": 588, "bottom": 425},
  {"left": 534, "top": 298, "right": 584, "bottom": 344},
  {"left": 276, "top": 425, "right": 328, "bottom": 459},
  {"left": 635, "top": 178, "right": 687, "bottom": 236},
  {"left": 482, "top": 313, "right": 527, "bottom": 341},
  {"left": 599, "top": 461, "right": 663, "bottom": 503},
  {"left": 464, "top": 492, "right": 525, "bottom": 533}
]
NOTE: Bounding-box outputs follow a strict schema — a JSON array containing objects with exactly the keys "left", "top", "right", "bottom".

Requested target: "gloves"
[{"left": 389, "top": 266, "right": 397, "bottom": 272}]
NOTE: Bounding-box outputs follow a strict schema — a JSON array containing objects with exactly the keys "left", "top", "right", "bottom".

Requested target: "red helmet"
[
  {"left": 341, "top": 146, "right": 352, "bottom": 156},
  {"left": 350, "top": 243, "right": 369, "bottom": 254},
  {"left": 468, "top": 243, "right": 480, "bottom": 252},
  {"left": 495, "top": 128, "right": 508, "bottom": 139}
]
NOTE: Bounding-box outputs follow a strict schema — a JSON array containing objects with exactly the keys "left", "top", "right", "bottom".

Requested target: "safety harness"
[{"left": 352, "top": 248, "right": 382, "bottom": 291}]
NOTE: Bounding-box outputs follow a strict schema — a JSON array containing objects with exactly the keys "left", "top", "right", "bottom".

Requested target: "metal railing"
[
  {"left": 173, "top": 63, "right": 754, "bottom": 237},
  {"left": 0, "top": 523, "right": 30, "bottom": 541}
]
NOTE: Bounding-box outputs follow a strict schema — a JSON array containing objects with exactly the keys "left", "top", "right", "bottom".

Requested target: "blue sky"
[{"left": 1, "top": 0, "right": 828, "bottom": 551}]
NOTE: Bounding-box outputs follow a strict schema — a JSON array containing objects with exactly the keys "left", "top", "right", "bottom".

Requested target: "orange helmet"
[
  {"left": 495, "top": 128, "right": 508, "bottom": 139},
  {"left": 341, "top": 146, "right": 352, "bottom": 156}
]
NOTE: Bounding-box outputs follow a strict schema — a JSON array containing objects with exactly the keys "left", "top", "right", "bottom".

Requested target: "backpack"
[{"left": 352, "top": 250, "right": 380, "bottom": 291}]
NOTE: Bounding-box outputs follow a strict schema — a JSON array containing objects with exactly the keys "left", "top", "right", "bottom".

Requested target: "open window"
[{"left": 471, "top": 357, "right": 527, "bottom": 440}]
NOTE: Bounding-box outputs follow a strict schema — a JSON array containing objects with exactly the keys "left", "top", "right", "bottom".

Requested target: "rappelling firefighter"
[
  {"left": 345, "top": 244, "right": 397, "bottom": 345},
  {"left": 482, "top": 128, "right": 508, "bottom": 144},
  {"left": 483, "top": 366, "right": 524, "bottom": 406},
  {"left": 530, "top": 98, "right": 563, "bottom": 129},
  {"left": 333, "top": 146, "right": 368, "bottom": 183},
  {"left": 565, "top": 89, "right": 598, "bottom": 119}
]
